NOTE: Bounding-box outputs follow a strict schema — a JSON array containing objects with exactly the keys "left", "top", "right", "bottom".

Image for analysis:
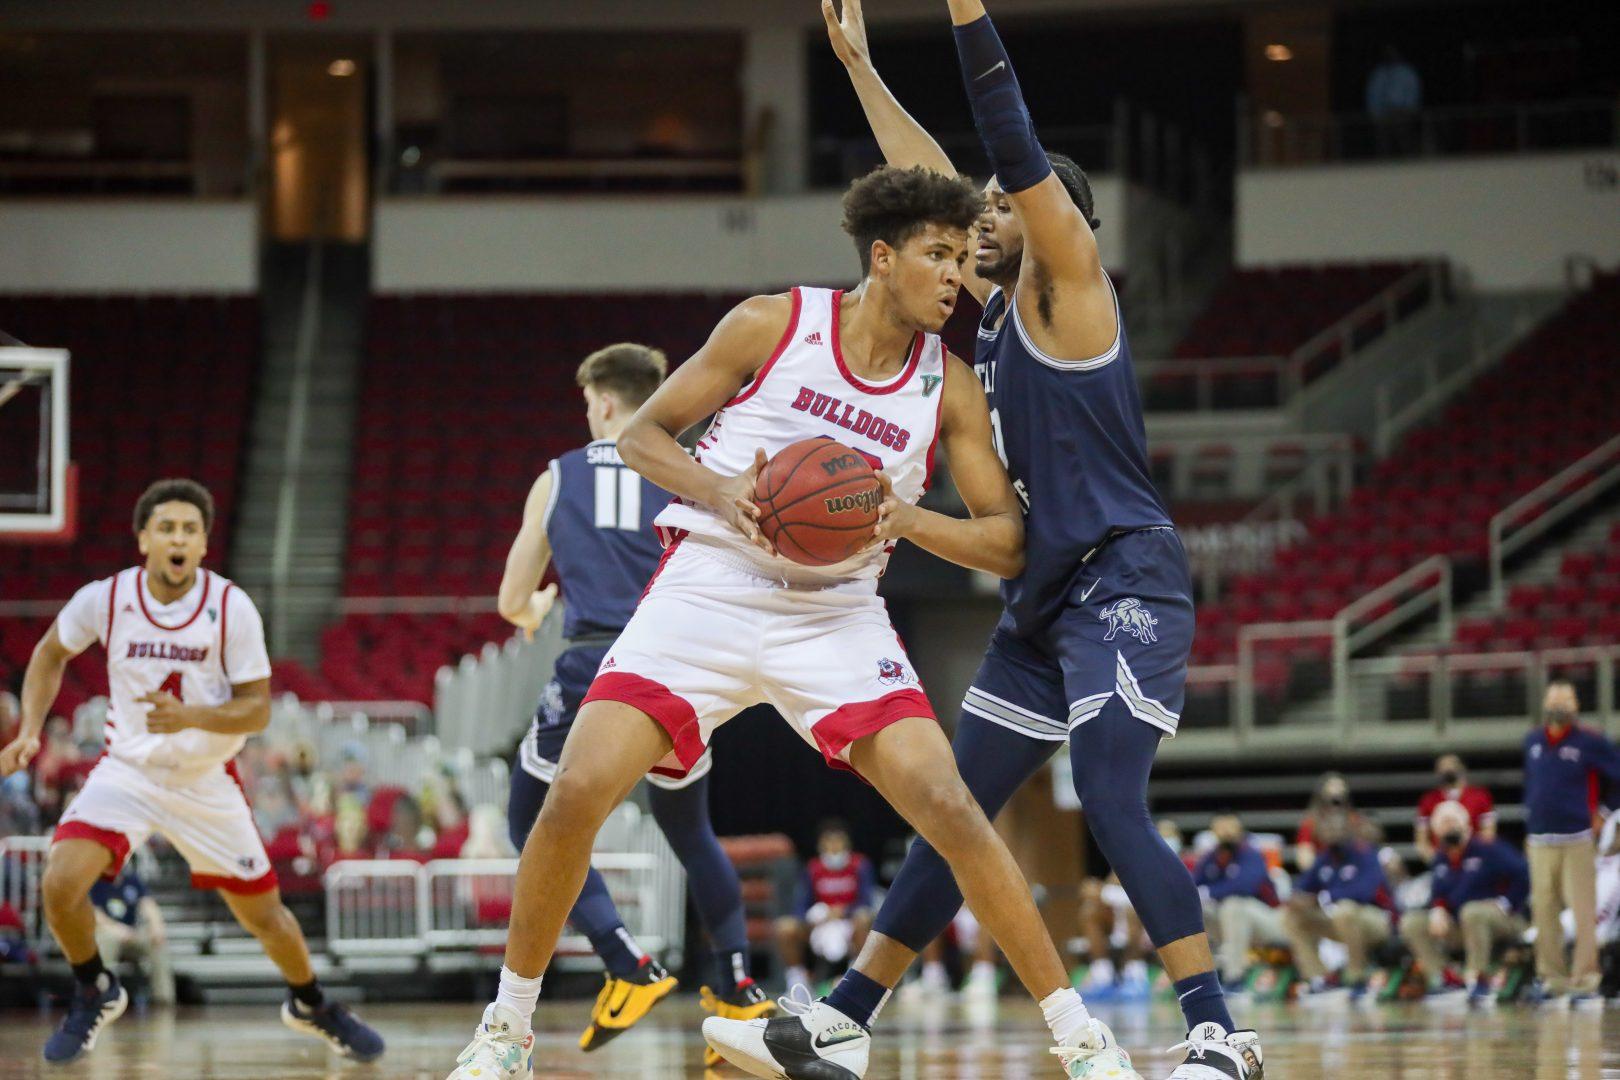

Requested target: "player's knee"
[
  {"left": 539, "top": 768, "right": 617, "bottom": 833},
  {"left": 1082, "top": 792, "right": 1152, "bottom": 855},
  {"left": 42, "top": 849, "right": 101, "bottom": 910},
  {"left": 909, "top": 778, "right": 985, "bottom": 849}
]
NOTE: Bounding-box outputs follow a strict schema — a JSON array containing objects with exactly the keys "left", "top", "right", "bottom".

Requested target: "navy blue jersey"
[
  {"left": 975, "top": 279, "right": 1172, "bottom": 635},
  {"left": 545, "top": 440, "right": 670, "bottom": 638}
]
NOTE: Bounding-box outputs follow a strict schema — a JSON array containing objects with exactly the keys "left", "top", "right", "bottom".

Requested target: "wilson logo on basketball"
[{"left": 823, "top": 488, "right": 881, "bottom": 516}]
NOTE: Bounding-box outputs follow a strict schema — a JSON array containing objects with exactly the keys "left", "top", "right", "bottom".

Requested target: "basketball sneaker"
[
  {"left": 281, "top": 995, "right": 386, "bottom": 1061},
  {"left": 1049, "top": 1018, "right": 1140, "bottom": 1079},
  {"left": 700, "top": 980, "right": 777, "bottom": 1068},
  {"left": 703, "top": 984, "right": 869, "bottom": 1079},
  {"left": 578, "top": 957, "right": 679, "bottom": 1051},
  {"left": 446, "top": 1002, "right": 535, "bottom": 1080},
  {"left": 1164, "top": 1023, "right": 1264, "bottom": 1079},
  {"left": 42, "top": 972, "right": 127, "bottom": 1064}
]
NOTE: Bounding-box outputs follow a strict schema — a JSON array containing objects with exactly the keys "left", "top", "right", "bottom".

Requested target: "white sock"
[
  {"left": 1041, "top": 986, "right": 1093, "bottom": 1047},
  {"left": 494, "top": 966, "right": 543, "bottom": 1030}
]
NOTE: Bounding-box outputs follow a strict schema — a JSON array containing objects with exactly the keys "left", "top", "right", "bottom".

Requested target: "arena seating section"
[
  {"left": 0, "top": 295, "right": 258, "bottom": 716},
  {"left": 1174, "top": 263, "right": 1415, "bottom": 359},
  {"left": 299, "top": 292, "right": 748, "bottom": 703},
  {"left": 1192, "top": 271, "right": 1620, "bottom": 713}
]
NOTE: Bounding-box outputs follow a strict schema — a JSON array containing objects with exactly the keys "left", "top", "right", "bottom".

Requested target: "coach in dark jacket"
[
  {"left": 1195, "top": 814, "right": 1284, "bottom": 985},
  {"left": 1283, "top": 810, "right": 1394, "bottom": 995},
  {"left": 1524, "top": 680, "right": 1620, "bottom": 999},
  {"left": 1399, "top": 799, "right": 1528, "bottom": 998}
]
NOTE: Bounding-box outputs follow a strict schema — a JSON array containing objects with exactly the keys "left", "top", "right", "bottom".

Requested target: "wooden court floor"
[{"left": 2, "top": 994, "right": 1619, "bottom": 1078}]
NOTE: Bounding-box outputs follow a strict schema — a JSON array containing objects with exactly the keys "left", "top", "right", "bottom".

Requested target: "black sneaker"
[
  {"left": 281, "top": 996, "right": 387, "bottom": 1061},
  {"left": 43, "top": 973, "right": 128, "bottom": 1064}
]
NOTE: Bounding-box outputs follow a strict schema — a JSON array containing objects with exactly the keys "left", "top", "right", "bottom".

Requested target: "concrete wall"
[
  {"left": 1239, "top": 151, "right": 1620, "bottom": 289},
  {"left": 0, "top": 201, "right": 257, "bottom": 293},
  {"left": 373, "top": 179, "right": 1125, "bottom": 292}
]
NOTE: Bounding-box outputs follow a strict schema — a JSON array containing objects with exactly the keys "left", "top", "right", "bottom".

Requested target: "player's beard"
[{"left": 977, "top": 247, "right": 1022, "bottom": 288}]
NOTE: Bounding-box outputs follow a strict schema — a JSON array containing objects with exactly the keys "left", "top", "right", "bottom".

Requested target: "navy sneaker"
[
  {"left": 281, "top": 997, "right": 386, "bottom": 1061},
  {"left": 1468, "top": 980, "right": 1498, "bottom": 1009},
  {"left": 43, "top": 974, "right": 128, "bottom": 1064}
]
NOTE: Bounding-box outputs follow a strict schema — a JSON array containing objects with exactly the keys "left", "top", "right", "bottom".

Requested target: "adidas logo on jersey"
[{"left": 803, "top": 331, "right": 824, "bottom": 347}]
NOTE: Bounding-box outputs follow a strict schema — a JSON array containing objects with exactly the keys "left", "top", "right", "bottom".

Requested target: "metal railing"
[
  {"left": 324, "top": 804, "right": 685, "bottom": 967},
  {"left": 434, "top": 605, "right": 564, "bottom": 758},
  {"left": 0, "top": 835, "right": 49, "bottom": 946},
  {"left": 1490, "top": 433, "right": 1620, "bottom": 607},
  {"left": 268, "top": 238, "right": 324, "bottom": 654},
  {"left": 1243, "top": 97, "right": 1620, "bottom": 168},
  {"left": 1141, "top": 262, "right": 1445, "bottom": 413},
  {"left": 1331, "top": 555, "right": 1453, "bottom": 736}
]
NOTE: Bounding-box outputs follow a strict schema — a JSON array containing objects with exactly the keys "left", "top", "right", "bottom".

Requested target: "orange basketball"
[{"left": 754, "top": 438, "right": 882, "bottom": 566}]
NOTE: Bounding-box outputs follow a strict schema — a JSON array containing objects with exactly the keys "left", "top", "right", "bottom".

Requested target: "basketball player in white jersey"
[
  {"left": 0, "top": 479, "right": 384, "bottom": 1065},
  {"left": 447, "top": 167, "right": 1134, "bottom": 1079}
]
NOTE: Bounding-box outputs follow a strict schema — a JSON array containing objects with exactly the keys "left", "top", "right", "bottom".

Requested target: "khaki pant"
[
  {"left": 95, "top": 923, "right": 175, "bottom": 1005},
  {"left": 1282, "top": 900, "right": 1390, "bottom": 982},
  {"left": 1530, "top": 839, "right": 1600, "bottom": 994},
  {"left": 1214, "top": 896, "right": 1289, "bottom": 983},
  {"left": 1399, "top": 901, "right": 1526, "bottom": 983}
]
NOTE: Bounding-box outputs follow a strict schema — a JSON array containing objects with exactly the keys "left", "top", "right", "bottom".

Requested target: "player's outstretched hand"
[
  {"left": 822, "top": 0, "right": 872, "bottom": 69},
  {"left": 139, "top": 690, "right": 195, "bottom": 734},
  {"left": 510, "top": 582, "right": 560, "bottom": 642},
  {"left": 715, "top": 448, "right": 776, "bottom": 557},
  {"left": 870, "top": 471, "right": 915, "bottom": 546},
  {"left": 0, "top": 735, "right": 41, "bottom": 777}
]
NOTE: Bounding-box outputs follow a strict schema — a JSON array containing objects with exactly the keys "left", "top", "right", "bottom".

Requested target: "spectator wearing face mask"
[
  {"left": 1194, "top": 814, "right": 1286, "bottom": 989},
  {"left": 1399, "top": 799, "right": 1528, "bottom": 1008},
  {"left": 1415, "top": 754, "right": 1496, "bottom": 861},
  {"left": 1284, "top": 809, "right": 1395, "bottom": 1004},
  {"left": 1524, "top": 680, "right": 1620, "bottom": 1007},
  {"left": 777, "top": 820, "right": 875, "bottom": 992},
  {"left": 1295, "top": 773, "right": 1367, "bottom": 872}
]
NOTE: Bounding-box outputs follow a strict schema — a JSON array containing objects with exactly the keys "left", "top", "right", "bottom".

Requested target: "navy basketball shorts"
[
  {"left": 962, "top": 528, "right": 1193, "bottom": 741},
  {"left": 516, "top": 642, "right": 712, "bottom": 792}
]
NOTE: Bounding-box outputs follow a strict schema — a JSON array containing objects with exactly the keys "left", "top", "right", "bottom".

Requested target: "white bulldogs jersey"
[
  {"left": 54, "top": 567, "right": 272, "bottom": 783},
  {"left": 655, "top": 286, "right": 948, "bottom": 584}
]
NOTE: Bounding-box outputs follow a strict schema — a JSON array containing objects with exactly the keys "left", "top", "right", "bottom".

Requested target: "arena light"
[
  {"left": 1265, "top": 43, "right": 1294, "bottom": 62},
  {"left": 328, "top": 58, "right": 356, "bottom": 77}
]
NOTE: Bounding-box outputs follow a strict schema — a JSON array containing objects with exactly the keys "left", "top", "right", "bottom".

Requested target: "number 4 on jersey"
[{"left": 159, "top": 670, "right": 185, "bottom": 702}]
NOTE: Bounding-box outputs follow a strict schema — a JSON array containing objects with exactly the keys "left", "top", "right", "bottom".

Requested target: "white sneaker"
[
  {"left": 1165, "top": 1023, "right": 1264, "bottom": 1079},
  {"left": 703, "top": 984, "right": 869, "bottom": 1080},
  {"left": 1051, "top": 1018, "right": 1142, "bottom": 1079},
  {"left": 962, "top": 963, "right": 999, "bottom": 1004},
  {"left": 446, "top": 1003, "right": 535, "bottom": 1080}
]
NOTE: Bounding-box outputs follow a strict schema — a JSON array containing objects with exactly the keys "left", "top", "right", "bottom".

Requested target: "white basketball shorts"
[
  {"left": 581, "top": 539, "right": 936, "bottom": 781},
  {"left": 54, "top": 754, "right": 276, "bottom": 894}
]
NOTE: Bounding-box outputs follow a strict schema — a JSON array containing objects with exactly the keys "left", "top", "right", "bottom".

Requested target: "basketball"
[{"left": 753, "top": 438, "right": 882, "bottom": 566}]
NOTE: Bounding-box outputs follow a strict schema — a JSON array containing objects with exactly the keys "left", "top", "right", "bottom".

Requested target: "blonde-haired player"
[{"left": 0, "top": 478, "right": 385, "bottom": 1064}]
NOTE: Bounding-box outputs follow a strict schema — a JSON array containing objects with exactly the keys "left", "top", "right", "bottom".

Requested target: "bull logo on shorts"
[
  {"left": 539, "top": 680, "right": 566, "bottom": 727},
  {"left": 1100, "top": 598, "right": 1159, "bottom": 644},
  {"left": 877, "top": 658, "right": 911, "bottom": 685}
]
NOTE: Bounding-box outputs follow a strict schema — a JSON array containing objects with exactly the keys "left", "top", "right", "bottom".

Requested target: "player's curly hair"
[
  {"left": 576, "top": 342, "right": 668, "bottom": 407},
  {"left": 1046, "top": 152, "right": 1101, "bottom": 231},
  {"left": 133, "top": 478, "right": 214, "bottom": 534},
  {"left": 842, "top": 165, "right": 983, "bottom": 276}
]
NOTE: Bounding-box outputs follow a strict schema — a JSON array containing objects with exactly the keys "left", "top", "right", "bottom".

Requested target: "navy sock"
[
  {"left": 713, "top": 949, "right": 751, "bottom": 996},
  {"left": 585, "top": 925, "right": 646, "bottom": 979},
  {"left": 70, "top": 955, "right": 108, "bottom": 992},
  {"left": 824, "top": 970, "right": 891, "bottom": 1030},
  {"left": 1173, "top": 970, "right": 1234, "bottom": 1033}
]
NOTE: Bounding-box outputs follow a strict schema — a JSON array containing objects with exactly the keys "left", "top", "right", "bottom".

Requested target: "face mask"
[
  {"left": 1441, "top": 831, "right": 1466, "bottom": 848},
  {"left": 1218, "top": 841, "right": 1239, "bottom": 856},
  {"left": 1439, "top": 771, "right": 1462, "bottom": 787},
  {"left": 1546, "top": 708, "right": 1576, "bottom": 726},
  {"left": 821, "top": 851, "right": 850, "bottom": 871}
]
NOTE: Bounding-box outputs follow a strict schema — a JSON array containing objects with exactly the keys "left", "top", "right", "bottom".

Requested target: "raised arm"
[
  {"left": 872, "top": 354, "right": 1023, "bottom": 577},
  {"left": 617, "top": 294, "right": 794, "bottom": 555},
  {"left": 497, "top": 469, "right": 561, "bottom": 640},
  {"left": 825, "top": 0, "right": 996, "bottom": 307},
  {"left": 948, "top": 0, "right": 1115, "bottom": 359}
]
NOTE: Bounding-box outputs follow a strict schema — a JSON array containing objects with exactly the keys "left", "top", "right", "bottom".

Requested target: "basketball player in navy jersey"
[
  {"left": 495, "top": 343, "right": 772, "bottom": 1062},
  {"left": 719, "top": 3, "right": 1267, "bottom": 1078}
]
